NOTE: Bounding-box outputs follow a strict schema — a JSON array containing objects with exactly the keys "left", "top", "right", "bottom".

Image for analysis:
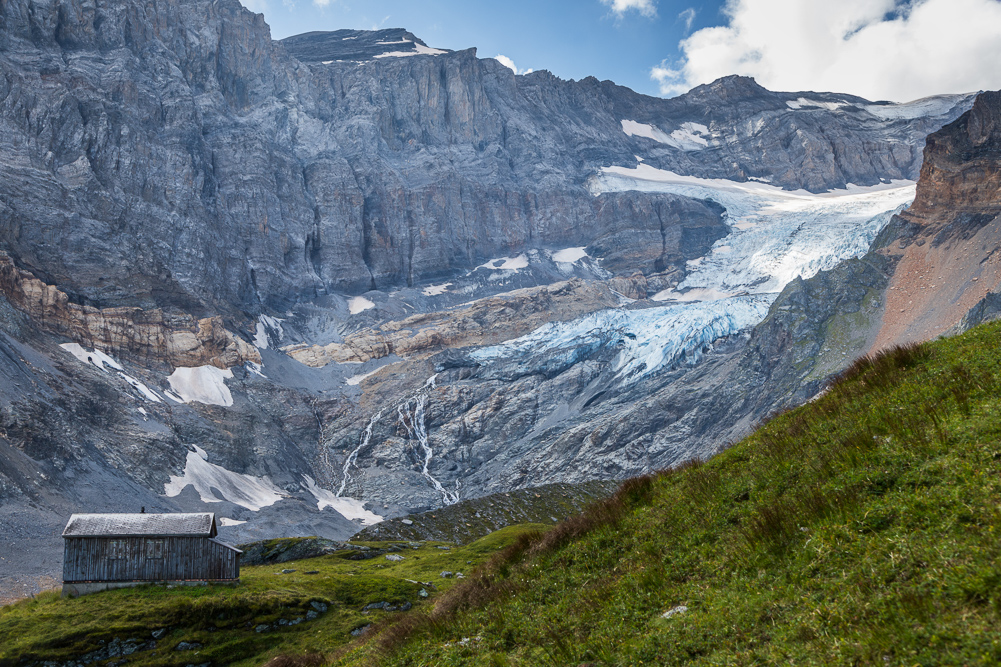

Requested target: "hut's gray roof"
[{"left": 62, "top": 513, "right": 217, "bottom": 538}]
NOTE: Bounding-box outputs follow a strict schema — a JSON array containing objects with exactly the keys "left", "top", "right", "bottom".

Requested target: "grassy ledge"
[
  {"left": 337, "top": 322, "right": 1001, "bottom": 666},
  {"left": 0, "top": 526, "right": 544, "bottom": 666}
]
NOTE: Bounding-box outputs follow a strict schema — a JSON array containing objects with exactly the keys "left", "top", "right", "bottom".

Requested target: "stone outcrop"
[
  {"left": 286, "top": 279, "right": 621, "bottom": 366},
  {"left": 872, "top": 91, "right": 1001, "bottom": 350},
  {"left": 0, "top": 253, "right": 258, "bottom": 369}
]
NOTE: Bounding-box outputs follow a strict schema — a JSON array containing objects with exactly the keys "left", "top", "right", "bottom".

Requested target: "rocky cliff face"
[
  {"left": 0, "top": 0, "right": 973, "bottom": 319},
  {"left": 0, "top": 0, "right": 988, "bottom": 597},
  {"left": 871, "top": 92, "right": 1001, "bottom": 349}
]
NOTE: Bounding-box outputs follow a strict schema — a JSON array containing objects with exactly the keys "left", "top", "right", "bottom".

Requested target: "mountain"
[
  {"left": 0, "top": 0, "right": 989, "bottom": 597},
  {"left": 336, "top": 319, "right": 1001, "bottom": 666}
]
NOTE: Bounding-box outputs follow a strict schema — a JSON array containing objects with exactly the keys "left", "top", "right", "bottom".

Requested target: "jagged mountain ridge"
[{"left": 0, "top": 0, "right": 973, "bottom": 316}]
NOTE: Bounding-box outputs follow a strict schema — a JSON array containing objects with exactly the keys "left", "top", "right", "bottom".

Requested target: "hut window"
[
  {"left": 145, "top": 540, "right": 165, "bottom": 559},
  {"left": 109, "top": 540, "right": 126, "bottom": 559}
]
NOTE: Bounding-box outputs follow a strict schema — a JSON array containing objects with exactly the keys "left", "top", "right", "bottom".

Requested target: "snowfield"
[
  {"left": 167, "top": 366, "right": 234, "bottom": 407},
  {"left": 164, "top": 445, "right": 283, "bottom": 511},
  {"left": 301, "top": 475, "right": 383, "bottom": 525}
]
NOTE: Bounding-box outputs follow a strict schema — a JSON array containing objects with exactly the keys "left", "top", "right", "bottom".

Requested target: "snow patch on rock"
[
  {"left": 345, "top": 368, "right": 381, "bottom": 386},
  {"left": 167, "top": 366, "right": 234, "bottom": 407},
  {"left": 301, "top": 475, "right": 383, "bottom": 525},
  {"left": 164, "top": 445, "right": 283, "bottom": 511},
  {"left": 253, "top": 315, "right": 285, "bottom": 349},
  {"left": 478, "top": 255, "right": 529, "bottom": 271},
  {"left": 348, "top": 296, "right": 376, "bottom": 314},
  {"left": 374, "top": 41, "right": 447, "bottom": 58},
  {"left": 60, "top": 343, "right": 123, "bottom": 371},
  {"left": 551, "top": 247, "right": 589, "bottom": 264},
  {"left": 422, "top": 282, "right": 452, "bottom": 296}
]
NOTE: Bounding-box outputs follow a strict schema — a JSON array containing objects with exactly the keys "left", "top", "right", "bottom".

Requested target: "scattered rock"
[
  {"left": 311, "top": 601, "right": 328, "bottom": 612},
  {"left": 255, "top": 625, "right": 270, "bottom": 633},
  {"left": 419, "top": 588, "right": 429, "bottom": 598},
  {"left": 401, "top": 519, "right": 413, "bottom": 525},
  {"left": 306, "top": 611, "right": 318, "bottom": 620},
  {"left": 399, "top": 601, "right": 413, "bottom": 611},
  {"left": 385, "top": 554, "right": 405, "bottom": 561},
  {"left": 281, "top": 569, "right": 296, "bottom": 574},
  {"left": 350, "top": 624, "right": 372, "bottom": 637},
  {"left": 304, "top": 570, "right": 319, "bottom": 574},
  {"left": 440, "top": 571, "right": 454, "bottom": 578},
  {"left": 175, "top": 641, "right": 202, "bottom": 651},
  {"left": 662, "top": 605, "right": 688, "bottom": 619},
  {"left": 151, "top": 629, "right": 167, "bottom": 640}
]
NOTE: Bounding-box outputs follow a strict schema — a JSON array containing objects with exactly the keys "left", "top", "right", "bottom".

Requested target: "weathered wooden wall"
[{"left": 63, "top": 537, "right": 239, "bottom": 582}]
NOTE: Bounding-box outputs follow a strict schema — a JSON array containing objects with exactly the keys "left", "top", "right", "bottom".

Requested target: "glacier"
[
  {"left": 471, "top": 169, "right": 916, "bottom": 386},
  {"left": 589, "top": 166, "right": 915, "bottom": 296},
  {"left": 472, "top": 295, "right": 774, "bottom": 384}
]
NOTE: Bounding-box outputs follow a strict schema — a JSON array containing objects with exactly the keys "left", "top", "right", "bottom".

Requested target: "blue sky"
[
  {"left": 242, "top": 0, "right": 1001, "bottom": 102},
  {"left": 242, "top": 0, "right": 727, "bottom": 98}
]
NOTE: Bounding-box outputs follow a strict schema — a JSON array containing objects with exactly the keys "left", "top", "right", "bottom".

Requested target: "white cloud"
[
  {"left": 601, "top": 0, "right": 657, "bottom": 19},
  {"left": 654, "top": 0, "right": 1001, "bottom": 102},
  {"left": 239, "top": 0, "right": 268, "bottom": 12},
  {"left": 495, "top": 55, "right": 534, "bottom": 75},
  {"left": 679, "top": 7, "right": 696, "bottom": 31}
]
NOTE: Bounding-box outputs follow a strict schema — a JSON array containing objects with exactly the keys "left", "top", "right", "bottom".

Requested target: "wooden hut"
[{"left": 61, "top": 512, "right": 241, "bottom": 596}]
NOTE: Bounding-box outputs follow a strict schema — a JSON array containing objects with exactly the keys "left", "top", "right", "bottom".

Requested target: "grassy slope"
[
  {"left": 0, "top": 525, "right": 544, "bottom": 666},
  {"left": 338, "top": 322, "right": 1001, "bottom": 666}
]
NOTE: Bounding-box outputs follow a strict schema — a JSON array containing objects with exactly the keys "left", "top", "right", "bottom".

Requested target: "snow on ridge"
[
  {"left": 164, "top": 445, "right": 283, "bottom": 511},
  {"left": 60, "top": 343, "right": 163, "bottom": 402},
  {"left": 786, "top": 98, "right": 848, "bottom": 111},
  {"left": 621, "top": 120, "right": 710, "bottom": 151},
  {"left": 472, "top": 295, "right": 773, "bottom": 384},
  {"left": 374, "top": 41, "right": 447, "bottom": 58},
  {"left": 168, "top": 366, "right": 234, "bottom": 407},
  {"left": 863, "top": 93, "right": 972, "bottom": 121},
  {"left": 301, "top": 475, "right": 383, "bottom": 525}
]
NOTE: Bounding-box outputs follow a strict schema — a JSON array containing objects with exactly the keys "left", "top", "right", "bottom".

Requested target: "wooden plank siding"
[{"left": 63, "top": 536, "right": 239, "bottom": 583}]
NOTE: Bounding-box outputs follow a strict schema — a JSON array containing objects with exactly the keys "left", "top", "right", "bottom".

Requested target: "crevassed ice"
[
  {"left": 164, "top": 445, "right": 283, "bottom": 511},
  {"left": 472, "top": 295, "right": 774, "bottom": 383},
  {"left": 473, "top": 168, "right": 915, "bottom": 385}
]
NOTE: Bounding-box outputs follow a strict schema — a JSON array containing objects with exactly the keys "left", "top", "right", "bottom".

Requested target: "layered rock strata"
[{"left": 0, "top": 253, "right": 258, "bottom": 369}]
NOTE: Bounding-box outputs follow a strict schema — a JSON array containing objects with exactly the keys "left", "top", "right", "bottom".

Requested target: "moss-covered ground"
[
  {"left": 0, "top": 525, "right": 543, "bottom": 666},
  {"left": 335, "top": 321, "right": 1001, "bottom": 666}
]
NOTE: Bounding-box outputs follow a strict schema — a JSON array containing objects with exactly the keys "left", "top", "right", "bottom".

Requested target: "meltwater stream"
[{"left": 335, "top": 374, "right": 459, "bottom": 506}]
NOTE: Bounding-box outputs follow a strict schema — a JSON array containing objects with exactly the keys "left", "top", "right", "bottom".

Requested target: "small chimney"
[{"left": 140, "top": 507, "right": 145, "bottom": 513}]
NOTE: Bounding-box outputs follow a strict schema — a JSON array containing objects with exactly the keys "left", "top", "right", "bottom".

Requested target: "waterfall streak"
[{"left": 336, "top": 409, "right": 383, "bottom": 497}]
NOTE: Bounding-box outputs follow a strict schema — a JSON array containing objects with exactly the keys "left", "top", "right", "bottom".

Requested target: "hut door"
[{"left": 145, "top": 539, "right": 165, "bottom": 579}]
